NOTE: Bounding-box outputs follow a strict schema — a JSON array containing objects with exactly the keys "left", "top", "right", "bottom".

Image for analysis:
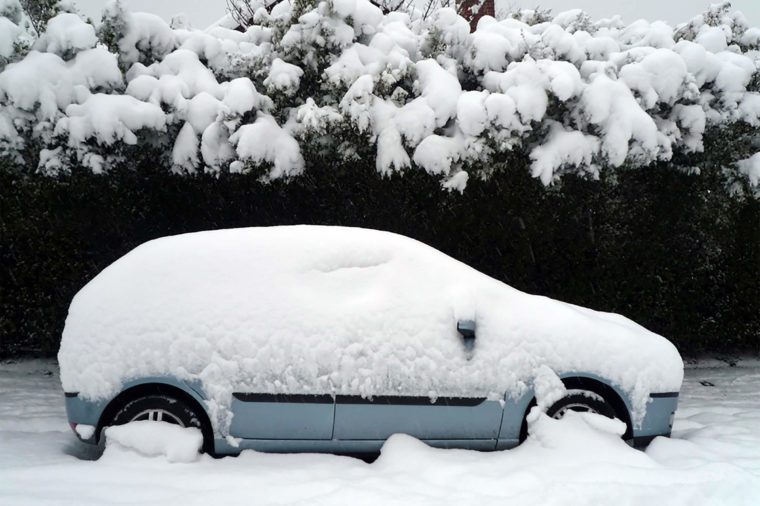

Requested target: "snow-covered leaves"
[
  {"left": 737, "top": 152, "right": 760, "bottom": 186},
  {"left": 1, "top": 0, "right": 760, "bottom": 190},
  {"left": 35, "top": 13, "right": 97, "bottom": 58},
  {"left": 0, "top": 0, "right": 33, "bottom": 69},
  {"left": 229, "top": 113, "right": 305, "bottom": 178}
]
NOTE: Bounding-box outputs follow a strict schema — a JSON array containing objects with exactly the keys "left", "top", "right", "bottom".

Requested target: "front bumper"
[{"left": 632, "top": 392, "right": 679, "bottom": 448}]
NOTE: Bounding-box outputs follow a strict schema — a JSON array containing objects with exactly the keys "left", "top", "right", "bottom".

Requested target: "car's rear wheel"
[
  {"left": 108, "top": 394, "right": 211, "bottom": 452},
  {"left": 546, "top": 389, "right": 616, "bottom": 420}
]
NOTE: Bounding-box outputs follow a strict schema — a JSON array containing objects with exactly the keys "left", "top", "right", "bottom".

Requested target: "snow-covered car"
[{"left": 59, "top": 226, "right": 683, "bottom": 454}]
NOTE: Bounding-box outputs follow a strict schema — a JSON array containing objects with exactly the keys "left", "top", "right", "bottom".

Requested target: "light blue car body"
[{"left": 64, "top": 371, "right": 678, "bottom": 454}]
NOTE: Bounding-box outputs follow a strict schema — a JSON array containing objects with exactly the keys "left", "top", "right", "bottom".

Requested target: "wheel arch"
[
  {"left": 519, "top": 374, "right": 633, "bottom": 442},
  {"left": 96, "top": 379, "right": 214, "bottom": 450}
]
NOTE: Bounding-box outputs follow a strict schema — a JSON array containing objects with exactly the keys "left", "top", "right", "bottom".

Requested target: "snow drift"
[
  {"left": 59, "top": 226, "right": 683, "bottom": 433},
  {"left": 104, "top": 421, "right": 203, "bottom": 463}
]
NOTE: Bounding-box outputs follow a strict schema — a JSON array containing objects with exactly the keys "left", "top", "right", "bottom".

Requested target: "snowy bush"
[
  {"left": 0, "top": 0, "right": 34, "bottom": 70},
  {"left": 1, "top": 0, "right": 759, "bottom": 194}
]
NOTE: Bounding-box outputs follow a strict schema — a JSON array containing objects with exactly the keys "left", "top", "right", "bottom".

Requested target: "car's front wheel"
[
  {"left": 108, "top": 394, "right": 211, "bottom": 452},
  {"left": 545, "top": 389, "right": 616, "bottom": 420}
]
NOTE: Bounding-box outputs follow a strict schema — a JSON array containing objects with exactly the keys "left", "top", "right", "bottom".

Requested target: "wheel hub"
[
  {"left": 552, "top": 403, "right": 599, "bottom": 419},
  {"left": 130, "top": 408, "right": 185, "bottom": 426}
]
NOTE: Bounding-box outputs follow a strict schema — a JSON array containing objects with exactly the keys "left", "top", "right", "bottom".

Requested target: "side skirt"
[{"left": 214, "top": 438, "right": 498, "bottom": 455}]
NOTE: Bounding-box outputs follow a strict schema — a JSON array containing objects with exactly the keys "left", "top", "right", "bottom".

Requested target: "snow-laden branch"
[{"left": 0, "top": 0, "right": 759, "bottom": 194}]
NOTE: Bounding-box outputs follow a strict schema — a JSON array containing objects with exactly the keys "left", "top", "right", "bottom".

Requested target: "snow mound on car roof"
[{"left": 58, "top": 226, "right": 682, "bottom": 431}]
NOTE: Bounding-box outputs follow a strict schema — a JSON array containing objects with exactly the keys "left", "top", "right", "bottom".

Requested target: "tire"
[
  {"left": 108, "top": 394, "right": 211, "bottom": 452},
  {"left": 545, "top": 389, "right": 616, "bottom": 420}
]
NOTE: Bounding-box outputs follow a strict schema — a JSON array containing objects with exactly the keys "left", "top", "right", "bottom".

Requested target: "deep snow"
[{"left": 1, "top": 359, "right": 758, "bottom": 505}]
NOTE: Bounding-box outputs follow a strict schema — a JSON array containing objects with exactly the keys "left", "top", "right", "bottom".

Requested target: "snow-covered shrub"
[
  {"left": 18, "top": 0, "right": 60, "bottom": 35},
  {"left": 0, "top": 0, "right": 34, "bottom": 71},
  {"left": 98, "top": 0, "right": 178, "bottom": 70},
  {"left": 35, "top": 12, "right": 97, "bottom": 60},
  {"left": 1, "top": 0, "right": 760, "bottom": 192},
  {"left": 0, "top": 45, "right": 123, "bottom": 170}
]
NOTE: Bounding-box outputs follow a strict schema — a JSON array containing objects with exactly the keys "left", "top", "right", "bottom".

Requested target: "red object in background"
[{"left": 459, "top": 0, "right": 495, "bottom": 31}]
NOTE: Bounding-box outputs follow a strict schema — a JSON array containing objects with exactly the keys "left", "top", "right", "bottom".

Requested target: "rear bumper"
[
  {"left": 631, "top": 392, "right": 679, "bottom": 448},
  {"left": 64, "top": 392, "right": 107, "bottom": 444}
]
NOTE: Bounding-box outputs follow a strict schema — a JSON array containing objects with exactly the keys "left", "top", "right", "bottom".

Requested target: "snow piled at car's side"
[
  {"left": 1, "top": 1, "right": 760, "bottom": 190},
  {"left": 104, "top": 422, "right": 203, "bottom": 463},
  {"left": 58, "top": 226, "right": 683, "bottom": 433},
  {"left": 103, "top": 410, "right": 630, "bottom": 466}
]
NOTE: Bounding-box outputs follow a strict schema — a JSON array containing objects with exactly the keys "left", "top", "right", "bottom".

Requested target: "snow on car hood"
[{"left": 58, "top": 226, "right": 683, "bottom": 429}]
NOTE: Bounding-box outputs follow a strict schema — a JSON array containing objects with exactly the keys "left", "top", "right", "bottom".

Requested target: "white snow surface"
[
  {"left": 59, "top": 226, "right": 682, "bottom": 433},
  {"left": 35, "top": 13, "right": 97, "bottom": 57},
  {"left": 264, "top": 58, "right": 304, "bottom": 94},
  {"left": 0, "top": 49, "right": 122, "bottom": 120},
  {"left": 2, "top": 359, "right": 759, "bottom": 505},
  {"left": 105, "top": 421, "right": 203, "bottom": 463},
  {"left": 229, "top": 114, "right": 305, "bottom": 178},
  {"left": 0, "top": 16, "right": 23, "bottom": 58},
  {"left": 59, "top": 93, "right": 167, "bottom": 147},
  {"left": 74, "top": 423, "right": 95, "bottom": 440},
  {"left": 737, "top": 152, "right": 760, "bottom": 186}
]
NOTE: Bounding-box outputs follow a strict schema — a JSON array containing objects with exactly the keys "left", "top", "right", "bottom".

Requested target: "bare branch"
[{"left": 226, "top": 0, "right": 279, "bottom": 29}]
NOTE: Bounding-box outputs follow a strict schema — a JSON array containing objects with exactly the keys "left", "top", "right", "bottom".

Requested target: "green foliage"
[
  {"left": 18, "top": 0, "right": 59, "bottom": 35},
  {"left": 97, "top": 1, "right": 128, "bottom": 56},
  {"left": 504, "top": 6, "right": 553, "bottom": 25},
  {"left": 96, "top": 0, "right": 137, "bottom": 74},
  {"left": 0, "top": 37, "right": 30, "bottom": 72},
  {"left": 292, "top": 0, "right": 318, "bottom": 21}
]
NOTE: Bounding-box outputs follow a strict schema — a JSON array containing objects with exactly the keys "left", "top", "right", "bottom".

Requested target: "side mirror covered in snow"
[{"left": 457, "top": 320, "right": 476, "bottom": 352}]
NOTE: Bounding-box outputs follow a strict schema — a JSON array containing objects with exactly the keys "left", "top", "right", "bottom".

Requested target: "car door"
[
  {"left": 333, "top": 393, "right": 503, "bottom": 448},
  {"left": 332, "top": 319, "right": 503, "bottom": 447},
  {"left": 228, "top": 393, "right": 335, "bottom": 440}
]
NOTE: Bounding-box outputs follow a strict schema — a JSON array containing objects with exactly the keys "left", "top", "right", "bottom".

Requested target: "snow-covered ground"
[{"left": 1, "top": 359, "right": 758, "bottom": 505}]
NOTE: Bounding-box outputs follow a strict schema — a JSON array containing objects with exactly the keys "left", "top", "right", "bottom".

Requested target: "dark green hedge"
[{"left": 1, "top": 155, "right": 759, "bottom": 357}]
